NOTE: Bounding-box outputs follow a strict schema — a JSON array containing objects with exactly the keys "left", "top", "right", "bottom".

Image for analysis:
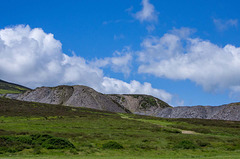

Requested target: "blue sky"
[{"left": 0, "top": 0, "right": 240, "bottom": 106}]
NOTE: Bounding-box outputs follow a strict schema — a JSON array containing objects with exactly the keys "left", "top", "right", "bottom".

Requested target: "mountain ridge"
[
  {"left": 15, "top": 85, "right": 128, "bottom": 113},
  {"left": 1, "top": 80, "right": 240, "bottom": 121}
]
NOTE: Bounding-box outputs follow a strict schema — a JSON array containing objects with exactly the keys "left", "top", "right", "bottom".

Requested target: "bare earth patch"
[{"left": 181, "top": 130, "right": 197, "bottom": 134}]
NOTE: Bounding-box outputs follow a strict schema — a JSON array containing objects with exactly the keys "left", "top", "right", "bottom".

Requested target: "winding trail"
[{"left": 119, "top": 113, "right": 198, "bottom": 134}]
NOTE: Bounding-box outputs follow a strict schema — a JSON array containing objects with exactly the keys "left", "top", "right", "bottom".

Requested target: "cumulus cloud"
[
  {"left": 0, "top": 25, "right": 103, "bottom": 88},
  {"left": 90, "top": 48, "right": 132, "bottom": 76},
  {"left": 213, "top": 18, "right": 238, "bottom": 31},
  {"left": 134, "top": 0, "right": 158, "bottom": 23},
  {"left": 138, "top": 27, "right": 240, "bottom": 93},
  {"left": 102, "top": 77, "right": 172, "bottom": 101},
  {"left": 0, "top": 25, "right": 172, "bottom": 103}
]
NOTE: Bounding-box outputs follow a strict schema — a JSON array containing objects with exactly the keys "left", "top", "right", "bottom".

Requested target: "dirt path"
[
  {"left": 119, "top": 113, "right": 198, "bottom": 135},
  {"left": 181, "top": 130, "right": 197, "bottom": 134}
]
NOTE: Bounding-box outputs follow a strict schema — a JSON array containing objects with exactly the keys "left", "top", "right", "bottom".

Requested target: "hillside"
[
  {"left": 0, "top": 97, "right": 240, "bottom": 158},
  {"left": 14, "top": 85, "right": 171, "bottom": 114},
  {"left": 0, "top": 79, "right": 30, "bottom": 94},
  {"left": 1, "top": 80, "right": 240, "bottom": 121},
  {"left": 156, "top": 103, "right": 240, "bottom": 121},
  {"left": 108, "top": 94, "right": 170, "bottom": 116},
  {"left": 15, "top": 85, "right": 128, "bottom": 113},
  {"left": 11, "top": 85, "right": 240, "bottom": 121}
]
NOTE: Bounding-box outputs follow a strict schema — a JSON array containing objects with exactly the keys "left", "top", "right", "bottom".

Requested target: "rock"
[
  {"left": 16, "top": 85, "right": 127, "bottom": 113},
  {"left": 5, "top": 94, "right": 19, "bottom": 99},
  {"left": 156, "top": 104, "right": 240, "bottom": 121},
  {"left": 108, "top": 94, "right": 171, "bottom": 115}
]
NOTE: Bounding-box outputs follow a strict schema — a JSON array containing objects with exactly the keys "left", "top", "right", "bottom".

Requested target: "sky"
[{"left": 0, "top": 0, "right": 240, "bottom": 106}]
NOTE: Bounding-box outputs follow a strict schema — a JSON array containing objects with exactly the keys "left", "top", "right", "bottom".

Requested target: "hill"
[
  {"left": 108, "top": 94, "right": 170, "bottom": 116},
  {"left": 0, "top": 97, "right": 240, "bottom": 158},
  {"left": 15, "top": 85, "right": 129, "bottom": 113},
  {"left": 15, "top": 85, "right": 171, "bottom": 113},
  {"left": 1, "top": 80, "right": 240, "bottom": 121},
  {"left": 11, "top": 85, "right": 240, "bottom": 121},
  {"left": 0, "top": 79, "right": 30, "bottom": 94},
  {"left": 156, "top": 103, "right": 240, "bottom": 121}
]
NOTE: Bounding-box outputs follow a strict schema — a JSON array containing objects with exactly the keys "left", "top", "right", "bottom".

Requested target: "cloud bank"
[
  {"left": 0, "top": 25, "right": 172, "bottom": 103},
  {"left": 138, "top": 28, "right": 240, "bottom": 94}
]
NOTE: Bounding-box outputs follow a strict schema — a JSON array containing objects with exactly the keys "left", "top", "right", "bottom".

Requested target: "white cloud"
[
  {"left": 134, "top": 0, "right": 158, "bottom": 23},
  {"left": 101, "top": 77, "right": 172, "bottom": 102},
  {"left": 138, "top": 28, "right": 240, "bottom": 92},
  {"left": 0, "top": 25, "right": 172, "bottom": 103},
  {"left": 90, "top": 48, "right": 132, "bottom": 77},
  {"left": 213, "top": 18, "right": 238, "bottom": 31}
]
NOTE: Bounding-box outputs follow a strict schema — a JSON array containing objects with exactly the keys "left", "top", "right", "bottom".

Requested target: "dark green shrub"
[
  {"left": 0, "top": 136, "right": 29, "bottom": 153},
  {"left": 196, "top": 140, "right": 210, "bottom": 147},
  {"left": 30, "top": 134, "right": 53, "bottom": 145},
  {"left": 174, "top": 140, "right": 198, "bottom": 149},
  {"left": 0, "top": 134, "right": 75, "bottom": 153},
  {"left": 42, "top": 137, "right": 75, "bottom": 149},
  {"left": 102, "top": 141, "right": 123, "bottom": 149},
  {"left": 17, "top": 136, "right": 33, "bottom": 145}
]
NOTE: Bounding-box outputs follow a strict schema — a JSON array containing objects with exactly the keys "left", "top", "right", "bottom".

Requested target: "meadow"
[{"left": 0, "top": 97, "right": 240, "bottom": 158}]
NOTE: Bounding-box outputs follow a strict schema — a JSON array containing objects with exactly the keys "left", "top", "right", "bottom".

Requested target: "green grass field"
[{"left": 0, "top": 98, "right": 240, "bottom": 158}]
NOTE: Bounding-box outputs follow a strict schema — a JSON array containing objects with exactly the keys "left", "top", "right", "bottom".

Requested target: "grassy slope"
[
  {"left": 0, "top": 97, "right": 240, "bottom": 158},
  {"left": 0, "top": 80, "right": 30, "bottom": 94}
]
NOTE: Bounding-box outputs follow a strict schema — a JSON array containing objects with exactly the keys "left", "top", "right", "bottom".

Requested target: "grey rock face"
[
  {"left": 5, "top": 94, "right": 19, "bottom": 99},
  {"left": 16, "top": 85, "right": 127, "bottom": 113},
  {"left": 156, "top": 104, "right": 240, "bottom": 121},
  {"left": 108, "top": 94, "right": 171, "bottom": 116},
  {"left": 109, "top": 94, "right": 240, "bottom": 121}
]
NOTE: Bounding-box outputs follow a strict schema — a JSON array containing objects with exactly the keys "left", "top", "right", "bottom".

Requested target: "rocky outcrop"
[
  {"left": 156, "top": 104, "right": 240, "bottom": 121},
  {"left": 108, "top": 94, "right": 240, "bottom": 121},
  {"left": 108, "top": 94, "right": 171, "bottom": 116},
  {"left": 16, "top": 85, "right": 127, "bottom": 113},
  {"left": 13, "top": 85, "right": 171, "bottom": 114}
]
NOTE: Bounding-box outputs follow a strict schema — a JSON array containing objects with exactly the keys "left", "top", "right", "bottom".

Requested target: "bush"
[
  {"left": 174, "top": 140, "right": 198, "bottom": 149},
  {"left": 17, "top": 136, "right": 33, "bottom": 145},
  {"left": 42, "top": 137, "right": 75, "bottom": 149},
  {"left": 102, "top": 141, "right": 123, "bottom": 149},
  {"left": 0, "top": 134, "right": 75, "bottom": 154},
  {"left": 0, "top": 136, "right": 30, "bottom": 153},
  {"left": 30, "top": 134, "right": 52, "bottom": 144}
]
